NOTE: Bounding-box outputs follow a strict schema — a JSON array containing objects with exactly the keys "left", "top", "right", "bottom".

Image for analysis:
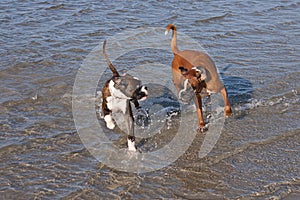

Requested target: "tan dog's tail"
[
  {"left": 165, "top": 24, "right": 179, "bottom": 54},
  {"left": 103, "top": 40, "right": 119, "bottom": 77}
]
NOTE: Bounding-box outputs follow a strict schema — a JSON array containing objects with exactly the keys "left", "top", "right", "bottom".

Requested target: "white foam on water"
[{"left": 234, "top": 98, "right": 263, "bottom": 112}]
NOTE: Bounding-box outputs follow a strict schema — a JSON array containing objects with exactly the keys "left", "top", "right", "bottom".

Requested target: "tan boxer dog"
[
  {"left": 165, "top": 24, "right": 232, "bottom": 132},
  {"left": 101, "top": 40, "right": 148, "bottom": 151}
]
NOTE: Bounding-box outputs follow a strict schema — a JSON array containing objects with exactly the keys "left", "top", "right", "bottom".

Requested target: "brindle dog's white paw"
[
  {"left": 127, "top": 138, "right": 137, "bottom": 152},
  {"left": 106, "top": 122, "right": 115, "bottom": 130},
  {"left": 104, "top": 115, "right": 115, "bottom": 129},
  {"left": 125, "top": 148, "right": 140, "bottom": 160}
]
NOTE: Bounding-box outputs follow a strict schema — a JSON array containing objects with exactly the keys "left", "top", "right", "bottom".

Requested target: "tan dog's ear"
[
  {"left": 179, "top": 67, "right": 205, "bottom": 90},
  {"left": 195, "top": 70, "right": 201, "bottom": 79},
  {"left": 179, "top": 66, "right": 188, "bottom": 76},
  {"left": 179, "top": 66, "right": 198, "bottom": 79}
]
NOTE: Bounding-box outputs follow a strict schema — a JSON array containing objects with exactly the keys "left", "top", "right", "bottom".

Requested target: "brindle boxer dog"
[
  {"left": 165, "top": 24, "right": 232, "bottom": 132},
  {"left": 101, "top": 40, "right": 148, "bottom": 151}
]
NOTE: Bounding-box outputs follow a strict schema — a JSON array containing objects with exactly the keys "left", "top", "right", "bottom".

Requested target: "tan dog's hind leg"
[
  {"left": 220, "top": 87, "right": 232, "bottom": 117},
  {"left": 172, "top": 71, "right": 182, "bottom": 92}
]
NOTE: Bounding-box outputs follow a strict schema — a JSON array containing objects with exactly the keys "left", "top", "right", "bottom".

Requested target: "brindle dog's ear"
[
  {"left": 113, "top": 77, "right": 121, "bottom": 85},
  {"left": 113, "top": 77, "right": 125, "bottom": 90},
  {"left": 116, "top": 77, "right": 129, "bottom": 90}
]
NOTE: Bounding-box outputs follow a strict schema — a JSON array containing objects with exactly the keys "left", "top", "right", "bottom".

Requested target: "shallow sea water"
[{"left": 1, "top": 1, "right": 299, "bottom": 199}]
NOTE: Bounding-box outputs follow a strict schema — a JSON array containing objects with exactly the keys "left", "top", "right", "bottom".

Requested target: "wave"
[
  {"left": 233, "top": 87, "right": 299, "bottom": 112},
  {"left": 195, "top": 13, "right": 232, "bottom": 23}
]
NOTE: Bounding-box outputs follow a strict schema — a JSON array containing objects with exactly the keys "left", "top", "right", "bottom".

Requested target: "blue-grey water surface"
[{"left": 1, "top": 1, "right": 299, "bottom": 199}]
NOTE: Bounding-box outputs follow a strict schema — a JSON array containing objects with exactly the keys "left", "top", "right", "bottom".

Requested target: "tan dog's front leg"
[
  {"left": 220, "top": 87, "right": 232, "bottom": 117},
  {"left": 194, "top": 93, "right": 206, "bottom": 132}
]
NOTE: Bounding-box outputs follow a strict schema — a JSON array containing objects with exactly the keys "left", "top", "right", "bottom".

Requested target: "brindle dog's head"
[
  {"left": 111, "top": 74, "right": 148, "bottom": 102},
  {"left": 110, "top": 73, "right": 149, "bottom": 127}
]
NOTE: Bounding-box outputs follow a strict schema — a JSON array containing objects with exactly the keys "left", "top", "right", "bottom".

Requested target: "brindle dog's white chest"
[
  {"left": 106, "top": 80, "right": 129, "bottom": 113},
  {"left": 106, "top": 96, "right": 128, "bottom": 113}
]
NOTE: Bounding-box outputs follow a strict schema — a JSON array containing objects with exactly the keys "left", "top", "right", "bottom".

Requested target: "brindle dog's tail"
[{"left": 103, "top": 40, "right": 119, "bottom": 77}]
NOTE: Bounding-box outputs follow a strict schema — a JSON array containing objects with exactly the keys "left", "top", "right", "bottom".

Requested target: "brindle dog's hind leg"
[{"left": 102, "top": 101, "right": 115, "bottom": 129}]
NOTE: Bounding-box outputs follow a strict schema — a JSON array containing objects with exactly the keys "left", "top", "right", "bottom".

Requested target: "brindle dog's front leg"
[{"left": 124, "top": 100, "right": 136, "bottom": 151}]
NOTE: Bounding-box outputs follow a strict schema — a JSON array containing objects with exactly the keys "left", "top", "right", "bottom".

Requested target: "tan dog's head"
[{"left": 179, "top": 66, "right": 206, "bottom": 94}]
